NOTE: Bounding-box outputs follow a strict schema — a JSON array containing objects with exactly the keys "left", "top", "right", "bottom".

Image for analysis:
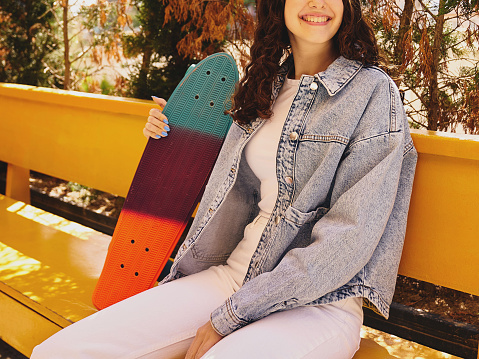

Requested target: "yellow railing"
[
  {"left": 0, "top": 83, "right": 151, "bottom": 201},
  {"left": 1, "top": 82, "right": 478, "bottom": 297}
]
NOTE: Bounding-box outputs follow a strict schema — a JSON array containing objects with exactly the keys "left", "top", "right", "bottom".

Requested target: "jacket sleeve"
[{"left": 210, "top": 111, "right": 415, "bottom": 335}]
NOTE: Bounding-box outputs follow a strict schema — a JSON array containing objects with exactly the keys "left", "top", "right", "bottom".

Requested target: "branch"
[
  {"left": 50, "top": 8, "right": 64, "bottom": 28},
  {"left": 37, "top": 3, "right": 55, "bottom": 20},
  {"left": 446, "top": 36, "right": 478, "bottom": 51},
  {"left": 416, "top": 0, "right": 437, "bottom": 20},
  {"left": 41, "top": 61, "right": 64, "bottom": 80},
  {"left": 71, "top": 66, "right": 107, "bottom": 88},
  {"left": 443, "top": 21, "right": 464, "bottom": 37},
  {"left": 438, "top": 70, "right": 475, "bottom": 81},
  {"left": 70, "top": 44, "right": 95, "bottom": 64},
  {"left": 404, "top": 83, "right": 428, "bottom": 109},
  {"left": 67, "top": 12, "right": 83, "bottom": 24},
  {"left": 402, "top": 94, "right": 422, "bottom": 106},
  {"left": 440, "top": 57, "right": 478, "bottom": 68},
  {"left": 39, "top": 27, "right": 60, "bottom": 41},
  {"left": 69, "top": 27, "right": 88, "bottom": 42},
  {"left": 406, "top": 111, "right": 428, "bottom": 128}
]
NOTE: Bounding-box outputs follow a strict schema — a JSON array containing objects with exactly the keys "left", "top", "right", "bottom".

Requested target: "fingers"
[
  {"left": 185, "top": 335, "right": 202, "bottom": 359},
  {"left": 185, "top": 322, "right": 223, "bottom": 359},
  {"left": 152, "top": 96, "right": 167, "bottom": 107},
  {"left": 144, "top": 99, "right": 170, "bottom": 139}
]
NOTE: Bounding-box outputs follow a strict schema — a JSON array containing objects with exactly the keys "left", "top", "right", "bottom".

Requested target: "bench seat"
[
  {"left": 0, "top": 194, "right": 459, "bottom": 358},
  {"left": 0, "top": 195, "right": 109, "bottom": 355}
]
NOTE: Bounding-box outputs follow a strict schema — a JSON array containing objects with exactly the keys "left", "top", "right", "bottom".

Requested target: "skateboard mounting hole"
[
  {"left": 221, "top": 77, "right": 226, "bottom": 82},
  {"left": 210, "top": 101, "right": 214, "bottom": 107},
  {"left": 206, "top": 70, "right": 211, "bottom": 75},
  {"left": 145, "top": 248, "right": 149, "bottom": 252},
  {"left": 195, "top": 95, "right": 199, "bottom": 99},
  {"left": 135, "top": 272, "right": 139, "bottom": 276},
  {"left": 131, "top": 240, "right": 135, "bottom": 244},
  {"left": 120, "top": 264, "right": 124, "bottom": 268}
]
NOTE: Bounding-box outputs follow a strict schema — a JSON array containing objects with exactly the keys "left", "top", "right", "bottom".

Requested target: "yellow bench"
[{"left": 0, "top": 83, "right": 478, "bottom": 358}]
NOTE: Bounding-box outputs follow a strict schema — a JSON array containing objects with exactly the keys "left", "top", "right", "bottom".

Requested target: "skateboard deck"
[{"left": 92, "top": 53, "right": 238, "bottom": 310}]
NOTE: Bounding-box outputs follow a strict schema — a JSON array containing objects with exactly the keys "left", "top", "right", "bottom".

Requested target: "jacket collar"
[
  {"left": 237, "top": 54, "right": 363, "bottom": 132},
  {"left": 276, "top": 54, "right": 363, "bottom": 97}
]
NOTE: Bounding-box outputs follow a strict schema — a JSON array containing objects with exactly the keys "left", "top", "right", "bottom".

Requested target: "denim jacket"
[{"left": 161, "top": 55, "right": 418, "bottom": 336}]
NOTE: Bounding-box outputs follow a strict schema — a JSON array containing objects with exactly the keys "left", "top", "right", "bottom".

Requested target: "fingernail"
[
  {"left": 155, "top": 134, "right": 161, "bottom": 139},
  {"left": 164, "top": 125, "right": 170, "bottom": 131},
  {"left": 162, "top": 131, "right": 168, "bottom": 136},
  {"left": 151, "top": 96, "right": 160, "bottom": 100},
  {"left": 163, "top": 119, "right": 169, "bottom": 124}
]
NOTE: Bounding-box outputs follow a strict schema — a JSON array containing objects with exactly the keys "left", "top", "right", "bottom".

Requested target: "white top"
[
  {"left": 244, "top": 77, "right": 301, "bottom": 216},
  {"left": 226, "top": 77, "right": 301, "bottom": 284}
]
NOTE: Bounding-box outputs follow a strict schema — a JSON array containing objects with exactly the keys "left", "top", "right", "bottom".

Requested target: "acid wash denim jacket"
[{"left": 161, "top": 55, "right": 418, "bottom": 336}]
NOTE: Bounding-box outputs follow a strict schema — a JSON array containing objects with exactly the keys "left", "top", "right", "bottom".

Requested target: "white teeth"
[{"left": 303, "top": 15, "right": 329, "bottom": 23}]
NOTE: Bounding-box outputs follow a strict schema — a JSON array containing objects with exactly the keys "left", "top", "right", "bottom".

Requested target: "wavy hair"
[{"left": 231, "top": 0, "right": 383, "bottom": 125}]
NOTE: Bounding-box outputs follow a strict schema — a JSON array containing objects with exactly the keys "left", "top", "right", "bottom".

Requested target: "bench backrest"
[{"left": 1, "top": 83, "right": 478, "bottom": 297}]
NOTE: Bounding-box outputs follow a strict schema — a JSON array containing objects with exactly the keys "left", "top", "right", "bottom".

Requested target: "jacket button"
[
  {"left": 285, "top": 176, "right": 293, "bottom": 184},
  {"left": 310, "top": 82, "right": 318, "bottom": 91},
  {"left": 289, "top": 132, "right": 299, "bottom": 141},
  {"left": 275, "top": 216, "right": 281, "bottom": 225}
]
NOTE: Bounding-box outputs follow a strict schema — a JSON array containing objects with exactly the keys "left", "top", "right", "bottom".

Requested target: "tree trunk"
[
  {"left": 428, "top": 0, "right": 446, "bottom": 131},
  {"left": 63, "top": 0, "right": 71, "bottom": 90},
  {"left": 394, "top": 0, "right": 414, "bottom": 66},
  {"left": 137, "top": 45, "right": 152, "bottom": 98}
]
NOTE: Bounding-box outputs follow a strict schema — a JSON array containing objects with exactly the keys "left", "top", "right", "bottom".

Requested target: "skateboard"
[{"left": 92, "top": 53, "right": 239, "bottom": 310}]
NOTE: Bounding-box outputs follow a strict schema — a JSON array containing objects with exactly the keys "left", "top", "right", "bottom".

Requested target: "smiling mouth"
[{"left": 301, "top": 15, "right": 331, "bottom": 23}]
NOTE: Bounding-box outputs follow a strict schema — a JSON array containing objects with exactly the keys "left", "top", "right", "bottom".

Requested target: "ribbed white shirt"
[{"left": 244, "top": 77, "right": 301, "bottom": 216}]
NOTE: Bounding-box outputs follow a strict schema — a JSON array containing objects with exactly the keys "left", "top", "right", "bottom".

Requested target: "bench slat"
[
  {"left": 0, "top": 195, "right": 108, "bottom": 326},
  {"left": 0, "top": 291, "right": 62, "bottom": 358}
]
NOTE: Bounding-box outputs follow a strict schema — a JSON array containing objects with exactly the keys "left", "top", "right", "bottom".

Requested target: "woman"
[{"left": 32, "top": 0, "right": 417, "bottom": 358}]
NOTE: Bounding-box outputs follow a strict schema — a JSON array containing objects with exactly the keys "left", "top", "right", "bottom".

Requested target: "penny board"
[{"left": 92, "top": 53, "right": 238, "bottom": 310}]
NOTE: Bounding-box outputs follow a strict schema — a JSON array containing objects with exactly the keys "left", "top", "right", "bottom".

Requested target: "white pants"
[{"left": 32, "top": 216, "right": 363, "bottom": 359}]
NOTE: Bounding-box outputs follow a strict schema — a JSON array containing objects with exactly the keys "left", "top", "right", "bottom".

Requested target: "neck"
[{"left": 288, "top": 41, "right": 339, "bottom": 79}]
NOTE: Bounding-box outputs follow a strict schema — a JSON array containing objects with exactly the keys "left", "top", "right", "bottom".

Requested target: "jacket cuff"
[{"left": 210, "top": 297, "right": 248, "bottom": 336}]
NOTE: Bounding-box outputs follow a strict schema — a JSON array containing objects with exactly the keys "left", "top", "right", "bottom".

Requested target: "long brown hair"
[{"left": 232, "top": 0, "right": 382, "bottom": 125}]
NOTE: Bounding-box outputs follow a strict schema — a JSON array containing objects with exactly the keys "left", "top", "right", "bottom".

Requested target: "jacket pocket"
[
  {"left": 283, "top": 205, "right": 329, "bottom": 227},
  {"left": 191, "top": 246, "right": 231, "bottom": 263}
]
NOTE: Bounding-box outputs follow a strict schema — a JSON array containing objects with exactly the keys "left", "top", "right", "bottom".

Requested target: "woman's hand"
[
  {"left": 185, "top": 321, "right": 223, "bottom": 359},
  {"left": 143, "top": 96, "right": 170, "bottom": 139}
]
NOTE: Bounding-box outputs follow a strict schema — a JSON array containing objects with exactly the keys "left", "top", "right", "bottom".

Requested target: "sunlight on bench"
[
  {"left": 5, "top": 197, "right": 100, "bottom": 240},
  {"left": 356, "top": 327, "right": 461, "bottom": 359}
]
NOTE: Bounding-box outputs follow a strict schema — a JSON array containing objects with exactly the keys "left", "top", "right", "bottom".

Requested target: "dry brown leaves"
[{"left": 162, "top": 0, "right": 255, "bottom": 61}]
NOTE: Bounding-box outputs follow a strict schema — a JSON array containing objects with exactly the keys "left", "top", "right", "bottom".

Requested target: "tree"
[
  {"left": 121, "top": 0, "right": 193, "bottom": 99},
  {"left": 38, "top": 0, "right": 128, "bottom": 90},
  {"left": 0, "top": 0, "right": 58, "bottom": 86},
  {"left": 1, "top": 0, "right": 256, "bottom": 99},
  {"left": 162, "top": 0, "right": 255, "bottom": 66},
  {"left": 121, "top": 0, "right": 255, "bottom": 99},
  {"left": 365, "top": 0, "right": 479, "bottom": 134}
]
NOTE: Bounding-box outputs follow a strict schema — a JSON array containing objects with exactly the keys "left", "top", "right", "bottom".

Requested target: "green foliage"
[
  {"left": 100, "top": 77, "right": 114, "bottom": 95},
  {"left": 67, "top": 182, "right": 90, "bottom": 192},
  {"left": 67, "top": 182, "right": 97, "bottom": 206},
  {"left": 442, "top": 0, "right": 478, "bottom": 14},
  {"left": 0, "top": 0, "right": 58, "bottom": 86},
  {"left": 0, "top": 0, "right": 248, "bottom": 100},
  {"left": 122, "top": 0, "right": 194, "bottom": 99}
]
